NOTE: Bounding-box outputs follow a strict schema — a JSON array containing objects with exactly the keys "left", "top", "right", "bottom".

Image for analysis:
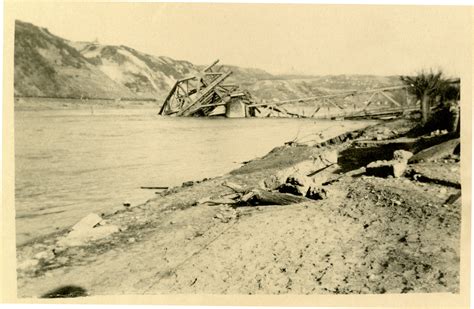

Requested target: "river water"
[{"left": 14, "top": 107, "right": 371, "bottom": 245}]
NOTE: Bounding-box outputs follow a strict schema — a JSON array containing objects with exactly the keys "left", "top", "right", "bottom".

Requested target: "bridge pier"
[{"left": 225, "top": 101, "right": 247, "bottom": 118}]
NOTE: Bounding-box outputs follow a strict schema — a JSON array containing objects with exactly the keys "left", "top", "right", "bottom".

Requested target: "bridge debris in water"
[
  {"left": 159, "top": 59, "right": 446, "bottom": 119},
  {"left": 158, "top": 60, "right": 257, "bottom": 118}
]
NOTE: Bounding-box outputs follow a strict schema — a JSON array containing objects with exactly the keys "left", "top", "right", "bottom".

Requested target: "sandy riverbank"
[{"left": 15, "top": 118, "right": 462, "bottom": 297}]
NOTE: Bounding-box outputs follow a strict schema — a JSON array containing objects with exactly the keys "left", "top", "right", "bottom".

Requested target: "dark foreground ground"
[{"left": 16, "top": 118, "right": 462, "bottom": 297}]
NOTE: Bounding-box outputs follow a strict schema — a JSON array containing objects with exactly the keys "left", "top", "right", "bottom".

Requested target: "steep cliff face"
[{"left": 14, "top": 20, "right": 133, "bottom": 99}]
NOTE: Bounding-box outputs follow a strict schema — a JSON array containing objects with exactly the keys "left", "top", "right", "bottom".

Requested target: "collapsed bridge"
[
  {"left": 158, "top": 60, "right": 256, "bottom": 118},
  {"left": 159, "top": 60, "right": 420, "bottom": 119}
]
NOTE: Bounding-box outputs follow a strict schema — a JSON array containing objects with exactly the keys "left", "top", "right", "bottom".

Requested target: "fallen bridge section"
[{"left": 158, "top": 60, "right": 257, "bottom": 118}]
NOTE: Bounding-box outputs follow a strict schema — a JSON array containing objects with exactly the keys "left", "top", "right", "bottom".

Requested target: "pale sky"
[{"left": 8, "top": 2, "right": 472, "bottom": 76}]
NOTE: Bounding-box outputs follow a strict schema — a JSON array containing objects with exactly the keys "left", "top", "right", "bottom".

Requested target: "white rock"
[
  {"left": 393, "top": 150, "right": 413, "bottom": 162},
  {"left": 366, "top": 160, "right": 407, "bottom": 178},
  {"left": 72, "top": 213, "right": 103, "bottom": 231},
  {"left": 57, "top": 224, "right": 120, "bottom": 247},
  {"left": 34, "top": 250, "right": 55, "bottom": 261},
  {"left": 17, "top": 259, "right": 39, "bottom": 271},
  {"left": 56, "top": 256, "right": 69, "bottom": 264}
]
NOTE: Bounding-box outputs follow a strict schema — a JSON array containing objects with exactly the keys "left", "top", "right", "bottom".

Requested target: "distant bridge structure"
[{"left": 159, "top": 60, "right": 424, "bottom": 119}]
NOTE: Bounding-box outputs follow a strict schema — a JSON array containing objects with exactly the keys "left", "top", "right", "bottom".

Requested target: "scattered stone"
[
  {"left": 52, "top": 246, "right": 66, "bottom": 256},
  {"left": 17, "top": 259, "right": 39, "bottom": 271},
  {"left": 286, "top": 173, "right": 310, "bottom": 187},
  {"left": 102, "top": 205, "right": 127, "bottom": 217},
  {"left": 278, "top": 183, "right": 308, "bottom": 196},
  {"left": 366, "top": 160, "right": 407, "bottom": 178},
  {"left": 182, "top": 181, "right": 194, "bottom": 187},
  {"left": 123, "top": 203, "right": 131, "bottom": 208},
  {"left": 349, "top": 131, "right": 361, "bottom": 139},
  {"left": 391, "top": 199, "right": 402, "bottom": 206},
  {"left": 278, "top": 172, "right": 311, "bottom": 196},
  {"left": 34, "top": 250, "right": 55, "bottom": 261},
  {"left": 214, "top": 213, "right": 231, "bottom": 223},
  {"left": 32, "top": 243, "right": 47, "bottom": 250},
  {"left": 261, "top": 175, "right": 280, "bottom": 190},
  {"left": 393, "top": 150, "right": 413, "bottom": 162},
  {"left": 306, "top": 187, "right": 328, "bottom": 200},
  {"left": 429, "top": 129, "right": 449, "bottom": 137},
  {"left": 56, "top": 256, "right": 69, "bottom": 265},
  {"left": 369, "top": 274, "right": 380, "bottom": 282}
]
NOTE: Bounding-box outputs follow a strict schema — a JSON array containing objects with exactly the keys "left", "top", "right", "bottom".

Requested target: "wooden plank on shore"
[
  {"left": 141, "top": 186, "right": 169, "bottom": 190},
  {"left": 244, "top": 189, "right": 309, "bottom": 205},
  {"left": 222, "top": 181, "right": 247, "bottom": 193}
]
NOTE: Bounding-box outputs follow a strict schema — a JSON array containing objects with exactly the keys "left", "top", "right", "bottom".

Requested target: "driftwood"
[
  {"left": 445, "top": 192, "right": 461, "bottom": 205},
  {"left": 198, "top": 193, "right": 241, "bottom": 205},
  {"left": 222, "top": 181, "right": 247, "bottom": 193},
  {"left": 141, "top": 186, "right": 169, "bottom": 190},
  {"left": 222, "top": 181, "right": 309, "bottom": 206},
  {"left": 242, "top": 189, "right": 309, "bottom": 205}
]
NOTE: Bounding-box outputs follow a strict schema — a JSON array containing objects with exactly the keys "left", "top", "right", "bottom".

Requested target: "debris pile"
[
  {"left": 159, "top": 60, "right": 256, "bottom": 118},
  {"left": 197, "top": 149, "right": 339, "bottom": 206}
]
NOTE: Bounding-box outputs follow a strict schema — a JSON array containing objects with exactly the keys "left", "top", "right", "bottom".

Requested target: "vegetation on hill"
[{"left": 14, "top": 20, "right": 133, "bottom": 99}]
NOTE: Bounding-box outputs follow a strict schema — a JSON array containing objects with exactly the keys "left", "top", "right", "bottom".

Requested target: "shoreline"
[
  {"left": 15, "top": 115, "right": 374, "bottom": 246},
  {"left": 15, "top": 121, "right": 375, "bottom": 249},
  {"left": 15, "top": 117, "right": 462, "bottom": 297},
  {"left": 14, "top": 97, "right": 161, "bottom": 111}
]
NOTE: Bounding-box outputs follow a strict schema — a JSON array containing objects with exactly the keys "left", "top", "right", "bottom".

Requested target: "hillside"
[
  {"left": 14, "top": 20, "right": 133, "bottom": 99},
  {"left": 71, "top": 42, "right": 200, "bottom": 99},
  {"left": 14, "top": 20, "right": 403, "bottom": 102}
]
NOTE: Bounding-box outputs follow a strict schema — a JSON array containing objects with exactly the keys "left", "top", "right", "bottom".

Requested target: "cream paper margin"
[{"left": 1, "top": 1, "right": 472, "bottom": 307}]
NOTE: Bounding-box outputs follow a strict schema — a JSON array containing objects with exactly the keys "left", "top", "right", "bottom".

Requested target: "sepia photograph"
[{"left": 1, "top": 1, "right": 472, "bottom": 307}]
